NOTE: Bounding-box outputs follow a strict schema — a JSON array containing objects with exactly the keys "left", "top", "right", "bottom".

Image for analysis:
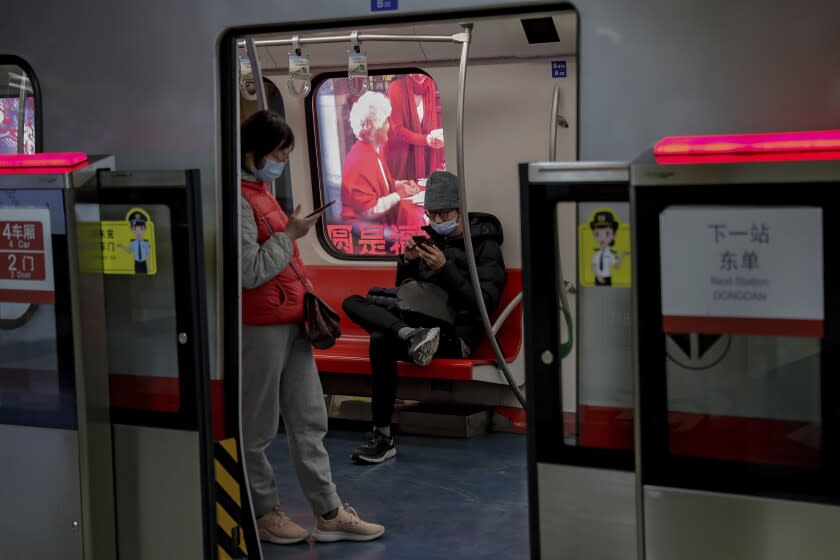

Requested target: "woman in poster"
[
  {"left": 385, "top": 73, "right": 444, "bottom": 181},
  {"left": 341, "top": 91, "right": 420, "bottom": 228}
]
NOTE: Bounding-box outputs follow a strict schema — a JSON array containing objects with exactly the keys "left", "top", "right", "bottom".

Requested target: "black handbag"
[
  {"left": 253, "top": 209, "right": 341, "bottom": 349},
  {"left": 289, "top": 262, "right": 342, "bottom": 350},
  {"left": 396, "top": 279, "right": 457, "bottom": 326},
  {"left": 366, "top": 280, "right": 457, "bottom": 326}
]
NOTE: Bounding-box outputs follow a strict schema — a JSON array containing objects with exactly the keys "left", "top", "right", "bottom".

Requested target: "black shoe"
[
  {"left": 352, "top": 431, "right": 396, "bottom": 464},
  {"left": 406, "top": 327, "right": 440, "bottom": 366}
]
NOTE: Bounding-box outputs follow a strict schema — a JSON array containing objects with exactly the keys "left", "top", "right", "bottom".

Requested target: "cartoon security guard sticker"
[
  {"left": 578, "top": 208, "right": 631, "bottom": 288},
  {"left": 102, "top": 208, "right": 157, "bottom": 275},
  {"left": 119, "top": 212, "right": 150, "bottom": 273}
]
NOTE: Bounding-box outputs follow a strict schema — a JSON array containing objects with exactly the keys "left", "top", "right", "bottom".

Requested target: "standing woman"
[{"left": 240, "top": 110, "right": 384, "bottom": 545}]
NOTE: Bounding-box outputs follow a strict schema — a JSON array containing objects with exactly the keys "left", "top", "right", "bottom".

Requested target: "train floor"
[{"left": 260, "top": 428, "right": 529, "bottom": 560}]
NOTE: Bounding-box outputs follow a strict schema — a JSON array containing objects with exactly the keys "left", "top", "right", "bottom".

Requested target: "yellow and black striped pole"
[{"left": 215, "top": 439, "right": 249, "bottom": 559}]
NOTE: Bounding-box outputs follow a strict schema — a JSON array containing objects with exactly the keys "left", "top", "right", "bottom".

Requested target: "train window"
[
  {"left": 0, "top": 58, "right": 40, "bottom": 154},
  {"left": 666, "top": 334, "right": 821, "bottom": 467},
  {"left": 104, "top": 204, "right": 182, "bottom": 414},
  {"left": 632, "top": 182, "right": 840, "bottom": 502},
  {"left": 0, "top": 188, "right": 74, "bottom": 429},
  {"left": 311, "top": 71, "right": 444, "bottom": 258}
]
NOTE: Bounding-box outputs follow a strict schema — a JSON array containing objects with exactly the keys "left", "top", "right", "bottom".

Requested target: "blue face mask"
[
  {"left": 252, "top": 157, "right": 286, "bottom": 183},
  {"left": 430, "top": 215, "right": 459, "bottom": 236}
]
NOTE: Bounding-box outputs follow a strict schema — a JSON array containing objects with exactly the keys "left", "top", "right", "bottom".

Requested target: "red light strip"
[
  {"left": 0, "top": 152, "right": 88, "bottom": 168},
  {"left": 655, "top": 150, "right": 840, "bottom": 165},
  {"left": 654, "top": 130, "right": 840, "bottom": 156}
]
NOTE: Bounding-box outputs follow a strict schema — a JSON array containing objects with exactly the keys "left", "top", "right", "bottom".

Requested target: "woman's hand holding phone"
[
  {"left": 286, "top": 203, "right": 329, "bottom": 241},
  {"left": 305, "top": 200, "right": 335, "bottom": 218}
]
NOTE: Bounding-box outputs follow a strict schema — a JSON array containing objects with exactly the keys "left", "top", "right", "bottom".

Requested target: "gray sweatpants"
[{"left": 242, "top": 323, "right": 341, "bottom": 517}]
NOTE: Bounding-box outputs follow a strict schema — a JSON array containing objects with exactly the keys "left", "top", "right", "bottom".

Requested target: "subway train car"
[{"left": 1, "top": 1, "right": 840, "bottom": 559}]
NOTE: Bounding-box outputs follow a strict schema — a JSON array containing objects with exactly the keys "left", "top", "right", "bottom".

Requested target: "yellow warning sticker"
[
  {"left": 101, "top": 208, "right": 157, "bottom": 275},
  {"left": 578, "top": 207, "right": 631, "bottom": 288}
]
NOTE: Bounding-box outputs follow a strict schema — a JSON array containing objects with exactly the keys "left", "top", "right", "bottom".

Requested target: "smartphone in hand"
[
  {"left": 412, "top": 235, "right": 434, "bottom": 247},
  {"left": 305, "top": 200, "right": 336, "bottom": 218}
]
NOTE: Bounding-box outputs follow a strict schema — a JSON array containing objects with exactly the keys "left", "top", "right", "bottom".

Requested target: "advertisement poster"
[
  {"left": 314, "top": 73, "right": 444, "bottom": 256},
  {"left": 0, "top": 97, "right": 35, "bottom": 154}
]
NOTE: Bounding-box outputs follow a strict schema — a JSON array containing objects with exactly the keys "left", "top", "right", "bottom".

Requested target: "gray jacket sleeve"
[{"left": 241, "top": 197, "right": 294, "bottom": 289}]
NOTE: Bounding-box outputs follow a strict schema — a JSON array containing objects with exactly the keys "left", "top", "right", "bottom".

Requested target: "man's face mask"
[{"left": 430, "top": 214, "right": 459, "bottom": 236}]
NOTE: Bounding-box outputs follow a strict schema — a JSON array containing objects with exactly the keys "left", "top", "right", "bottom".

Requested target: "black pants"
[{"left": 342, "top": 295, "right": 461, "bottom": 427}]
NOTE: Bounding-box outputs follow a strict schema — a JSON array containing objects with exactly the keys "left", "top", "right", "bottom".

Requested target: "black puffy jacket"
[{"left": 395, "top": 212, "right": 507, "bottom": 349}]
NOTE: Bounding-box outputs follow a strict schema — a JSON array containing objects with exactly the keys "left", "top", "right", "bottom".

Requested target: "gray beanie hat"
[{"left": 424, "top": 171, "right": 460, "bottom": 211}]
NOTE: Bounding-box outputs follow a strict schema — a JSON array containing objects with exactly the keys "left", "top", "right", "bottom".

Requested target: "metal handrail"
[
  {"left": 14, "top": 73, "right": 28, "bottom": 154},
  {"left": 237, "top": 32, "right": 467, "bottom": 49},
  {"left": 491, "top": 292, "right": 522, "bottom": 336},
  {"left": 549, "top": 84, "right": 559, "bottom": 161},
  {"left": 453, "top": 24, "right": 525, "bottom": 407},
  {"left": 244, "top": 38, "right": 267, "bottom": 110}
]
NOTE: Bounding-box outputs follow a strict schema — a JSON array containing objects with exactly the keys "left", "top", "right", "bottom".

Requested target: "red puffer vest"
[{"left": 241, "top": 179, "right": 308, "bottom": 325}]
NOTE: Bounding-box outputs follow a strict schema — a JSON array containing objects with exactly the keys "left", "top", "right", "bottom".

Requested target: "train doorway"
[{"left": 220, "top": 4, "right": 578, "bottom": 559}]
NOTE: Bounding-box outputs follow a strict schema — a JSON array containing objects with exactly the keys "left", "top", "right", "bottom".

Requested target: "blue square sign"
[
  {"left": 371, "top": 0, "right": 398, "bottom": 11},
  {"left": 552, "top": 60, "right": 567, "bottom": 78}
]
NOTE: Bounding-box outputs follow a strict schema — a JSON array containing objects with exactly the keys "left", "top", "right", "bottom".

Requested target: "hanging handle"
[
  {"left": 288, "top": 35, "right": 311, "bottom": 97},
  {"left": 347, "top": 32, "right": 369, "bottom": 97}
]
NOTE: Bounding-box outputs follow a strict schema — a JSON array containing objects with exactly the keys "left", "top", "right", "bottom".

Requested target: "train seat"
[{"left": 307, "top": 266, "right": 522, "bottom": 382}]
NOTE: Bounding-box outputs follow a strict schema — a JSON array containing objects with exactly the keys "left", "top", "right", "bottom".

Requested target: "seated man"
[{"left": 342, "top": 171, "right": 507, "bottom": 464}]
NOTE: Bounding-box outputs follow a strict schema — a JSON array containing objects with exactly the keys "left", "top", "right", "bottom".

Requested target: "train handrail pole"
[
  {"left": 454, "top": 23, "right": 526, "bottom": 408},
  {"left": 549, "top": 84, "right": 559, "bottom": 161},
  {"left": 237, "top": 32, "right": 467, "bottom": 49},
  {"left": 244, "top": 37, "right": 268, "bottom": 111}
]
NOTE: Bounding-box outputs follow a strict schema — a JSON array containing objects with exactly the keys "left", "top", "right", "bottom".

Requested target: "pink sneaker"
[
  {"left": 312, "top": 504, "right": 385, "bottom": 542},
  {"left": 257, "top": 506, "right": 309, "bottom": 544}
]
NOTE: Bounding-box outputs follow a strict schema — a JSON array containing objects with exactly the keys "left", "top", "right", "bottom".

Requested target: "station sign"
[
  {"left": 371, "top": 0, "right": 398, "bottom": 12},
  {"left": 0, "top": 207, "right": 54, "bottom": 304},
  {"left": 660, "top": 206, "right": 823, "bottom": 337}
]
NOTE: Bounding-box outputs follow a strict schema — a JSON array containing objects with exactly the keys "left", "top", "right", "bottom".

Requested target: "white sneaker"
[
  {"left": 256, "top": 506, "right": 309, "bottom": 544},
  {"left": 407, "top": 327, "right": 440, "bottom": 366},
  {"left": 312, "top": 504, "right": 385, "bottom": 542}
]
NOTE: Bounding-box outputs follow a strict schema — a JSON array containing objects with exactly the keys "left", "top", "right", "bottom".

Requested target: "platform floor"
[{"left": 260, "top": 429, "right": 529, "bottom": 560}]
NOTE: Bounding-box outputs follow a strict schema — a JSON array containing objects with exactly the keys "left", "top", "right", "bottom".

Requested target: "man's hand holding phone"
[
  {"left": 404, "top": 235, "right": 432, "bottom": 261},
  {"left": 417, "top": 241, "right": 446, "bottom": 271}
]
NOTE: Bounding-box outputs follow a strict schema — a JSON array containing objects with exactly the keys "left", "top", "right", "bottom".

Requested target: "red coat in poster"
[
  {"left": 341, "top": 140, "right": 401, "bottom": 225},
  {"left": 385, "top": 74, "right": 444, "bottom": 181}
]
